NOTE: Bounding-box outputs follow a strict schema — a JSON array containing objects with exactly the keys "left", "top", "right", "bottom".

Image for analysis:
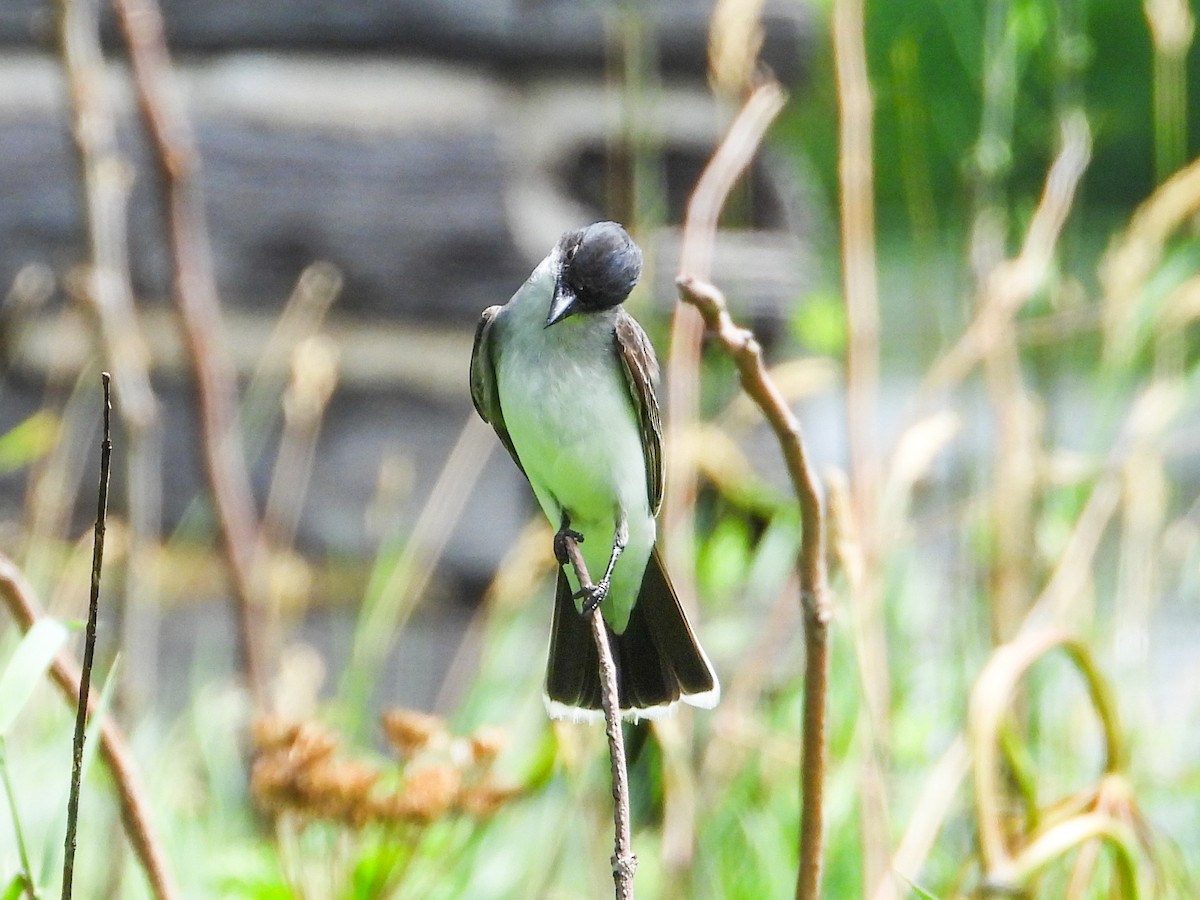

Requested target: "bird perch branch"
[{"left": 559, "top": 535, "right": 637, "bottom": 899}]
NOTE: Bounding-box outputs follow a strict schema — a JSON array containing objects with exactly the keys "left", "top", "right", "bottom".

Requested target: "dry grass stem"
[
  {"left": 832, "top": 1, "right": 892, "bottom": 885},
  {"left": 872, "top": 737, "right": 970, "bottom": 900},
  {"left": 113, "top": 0, "right": 269, "bottom": 706},
  {"left": 664, "top": 78, "right": 786, "bottom": 585},
  {"left": 1102, "top": 152, "right": 1200, "bottom": 362},
  {"left": 343, "top": 413, "right": 495, "bottom": 708},
  {"left": 925, "top": 113, "right": 1092, "bottom": 392},
  {"left": 967, "top": 629, "right": 1154, "bottom": 895},
  {"left": 56, "top": 0, "right": 165, "bottom": 714}
]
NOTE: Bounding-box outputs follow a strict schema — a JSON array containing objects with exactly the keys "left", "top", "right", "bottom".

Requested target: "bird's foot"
[
  {"left": 573, "top": 578, "right": 610, "bottom": 616},
  {"left": 553, "top": 526, "right": 585, "bottom": 566}
]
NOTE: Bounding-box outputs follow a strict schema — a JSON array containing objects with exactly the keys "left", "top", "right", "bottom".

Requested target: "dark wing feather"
[
  {"left": 470, "top": 305, "right": 525, "bottom": 476},
  {"left": 614, "top": 311, "right": 664, "bottom": 514}
]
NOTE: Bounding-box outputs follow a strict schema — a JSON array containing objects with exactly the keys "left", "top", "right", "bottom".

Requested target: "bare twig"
[
  {"left": 57, "top": 0, "right": 163, "bottom": 714},
  {"left": 112, "top": 0, "right": 268, "bottom": 705},
  {"left": 831, "top": 0, "right": 892, "bottom": 886},
  {"left": 833, "top": 0, "right": 881, "bottom": 535},
  {"left": 0, "top": 555, "right": 176, "bottom": 899},
  {"left": 659, "top": 77, "right": 788, "bottom": 876},
  {"left": 341, "top": 414, "right": 495, "bottom": 713},
  {"left": 61, "top": 373, "right": 112, "bottom": 899},
  {"left": 61, "top": 393, "right": 107, "bottom": 889},
  {"left": 664, "top": 79, "right": 786, "bottom": 583},
  {"left": 675, "top": 276, "right": 830, "bottom": 900},
  {"left": 559, "top": 537, "right": 636, "bottom": 899}
]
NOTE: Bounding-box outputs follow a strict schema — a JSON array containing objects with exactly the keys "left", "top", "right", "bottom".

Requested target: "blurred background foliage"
[{"left": 1, "top": 0, "right": 1199, "bottom": 897}]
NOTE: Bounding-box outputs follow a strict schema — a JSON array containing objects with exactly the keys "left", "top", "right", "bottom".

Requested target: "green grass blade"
[{"left": 0, "top": 619, "right": 68, "bottom": 737}]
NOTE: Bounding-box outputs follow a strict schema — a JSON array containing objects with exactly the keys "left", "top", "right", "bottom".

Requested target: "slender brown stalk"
[
  {"left": 559, "top": 537, "right": 637, "bottom": 899},
  {"left": 0, "top": 554, "right": 176, "bottom": 899},
  {"left": 61, "top": 373, "right": 112, "bottom": 899},
  {"left": 112, "top": 0, "right": 267, "bottom": 705},
  {"left": 831, "top": 0, "right": 893, "bottom": 887},
  {"left": 57, "top": 0, "right": 163, "bottom": 714},
  {"left": 832, "top": 0, "right": 881, "bottom": 536},
  {"left": 664, "top": 79, "right": 786, "bottom": 582},
  {"left": 675, "top": 276, "right": 830, "bottom": 900}
]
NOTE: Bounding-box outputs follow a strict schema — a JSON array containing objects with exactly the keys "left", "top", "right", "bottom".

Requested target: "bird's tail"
[{"left": 543, "top": 547, "right": 720, "bottom": 722}]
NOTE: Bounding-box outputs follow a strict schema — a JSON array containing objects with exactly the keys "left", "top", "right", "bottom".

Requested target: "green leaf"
[
  {"left": 2, "top": 874, "right": 28, "bottom": 900},
  {"left": 0, "top": 619, "right": 69, "bottom": 737},
  {"left": 790, "top": 291, "right": 848, "bottom": 356},
  {"left": 0, "top": 412, "right": 59, "bottom": 474},
  {"left": 902, "top": 876, "right": 942, "bottom": 899}
]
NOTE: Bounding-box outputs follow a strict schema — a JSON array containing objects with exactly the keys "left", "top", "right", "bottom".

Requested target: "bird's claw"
[
  {"left": 574, "top": 578, "right": 610, "bottom": 616},
  {"left": 553, "top": 527, "right": 585, "bottom": 566}
]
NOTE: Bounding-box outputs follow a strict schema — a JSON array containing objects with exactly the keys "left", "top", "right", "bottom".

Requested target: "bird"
[{"left": 470, "top": 220, "right": 719, "bottom": 721}]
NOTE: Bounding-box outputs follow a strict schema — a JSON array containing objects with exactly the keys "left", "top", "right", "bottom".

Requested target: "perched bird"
[{"left": 470, "top": 221, "right": 720, "bottom": 721}]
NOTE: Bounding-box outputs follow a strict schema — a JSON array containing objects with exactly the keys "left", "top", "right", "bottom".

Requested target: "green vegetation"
[{"left": 2, "top": 0, "right": 1199, "bottom": 897}]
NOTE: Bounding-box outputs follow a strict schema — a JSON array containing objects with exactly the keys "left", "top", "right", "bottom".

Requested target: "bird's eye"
[{"left": 566, "top": 243, "right": 579, "bottom": 263}]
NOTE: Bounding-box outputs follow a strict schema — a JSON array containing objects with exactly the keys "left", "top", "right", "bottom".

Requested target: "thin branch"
[
  {"left": 57, "top": 0, "right": 163, "bottom": 715},
  {"left": 832, "top": 0, "right": 892, "bottom": 886},
  {"left": 61, "top": 372, "right": 112, "bottom": 899},
  {"left": 833, "top": 0, "right": 881, "bottom": 534},
  {"left": 112, "top": 0, "right": 268, "bottom": 705},
  {"left": 0, "top": 555, "right": 177, "bottom": 899},
  {"left": 663, "top": 79, "right": 786, "bottom": 582},
  {"left": 559, "top": 536, "right": 636, "bottom": 900},
  {"left": 675, "top": 276, "right": 831, "bottom": 900}
]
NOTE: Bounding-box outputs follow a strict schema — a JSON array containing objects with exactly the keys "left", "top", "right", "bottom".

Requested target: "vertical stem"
[
  {"left": 62, "top": 373, "right": 112, "bottom": 900},
  {"left": 0, "top": 742, "right": 39, "bottom": 899},
  {"left": 112, "top": 0, "right": 268, "bottom": 706},
  {"left": 562, "top": 538, "right": 636, "bottom": 899},
  {"left": 57, "top": 0, "right": 164, "bottom": 715},
  {"left": 834, "top": 0, "right": 881, "bottom": 531},
  {"left": 1145, "top": 0, "right": 1194, "bottom": 184},
  {"left": 673, "top": 277, "right": 831, "bottom": 900},
  {"left": 665, "top": 82, "right": 787, "bottom": 593},
  {"left": 833, "top": 0, "right": 892, "bottom": 892}
]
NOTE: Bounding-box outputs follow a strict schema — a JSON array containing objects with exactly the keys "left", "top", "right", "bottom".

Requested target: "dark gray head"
[{"left": 545, "top": 221, "right": 643, "bottom": 327}]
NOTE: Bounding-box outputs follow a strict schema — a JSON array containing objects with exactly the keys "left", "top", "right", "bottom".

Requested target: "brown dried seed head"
[
  {"left": 305, "top": 759, "right": 380, "bottom": 828},
  {"left": 253, "top": 715, "right": 300, "bottom": 752},
  {"left": 382, "top": 709, "right": 446, "bottom": 757},
  {"left": 468, "top": 726, "right": 507, "bottom": 764},
  {"left": 383, "top": 765, "right": 462, "bottom": 823},
  {"left": 287, "top": 721, "right": 339, "bottom": 767},
  {"left": 458, "top": 782, "right": 522, "bottom": 819}
]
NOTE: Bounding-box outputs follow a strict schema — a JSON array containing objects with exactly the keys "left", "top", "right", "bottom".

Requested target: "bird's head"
[{"left": 545, "top": 221, "right": 643, "bottom": 328}]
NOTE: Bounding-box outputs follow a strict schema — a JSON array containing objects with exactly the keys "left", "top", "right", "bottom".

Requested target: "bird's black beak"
[{"left": 545, "top": 278, "right": 579, "bottom": 328}]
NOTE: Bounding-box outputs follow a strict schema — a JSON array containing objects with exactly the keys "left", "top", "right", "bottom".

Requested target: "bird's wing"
[
  {"left": 614, "top": 310, "right": 664, "bottom": 515},
  {"left": 470, "top": 305, "right": 526, "bottom": 476}
]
